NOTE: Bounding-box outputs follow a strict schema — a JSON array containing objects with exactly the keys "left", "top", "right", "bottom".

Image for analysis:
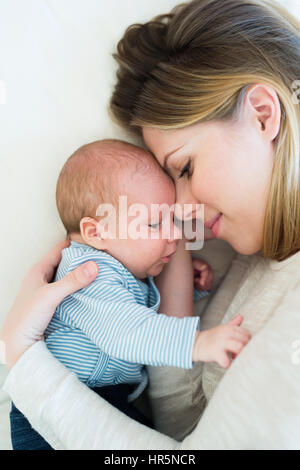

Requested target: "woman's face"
[{"left": 142, "top": 118, "right": 274, "bottom": 255}]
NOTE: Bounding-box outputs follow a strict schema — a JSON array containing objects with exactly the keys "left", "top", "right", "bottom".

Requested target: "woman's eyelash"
[{"left": 179, "top": 160, "right": 191, "bottom": 179}]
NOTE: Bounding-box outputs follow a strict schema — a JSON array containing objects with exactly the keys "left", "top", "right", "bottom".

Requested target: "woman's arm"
[
  {"left": 3, "top": 341, "right": 177, "bottom": 450},
  {"left": 155, "top": 238, "right": 195, "bottom": 317},
  {"left": 4, "top": 284, "right": 300, "bottom": 449}
]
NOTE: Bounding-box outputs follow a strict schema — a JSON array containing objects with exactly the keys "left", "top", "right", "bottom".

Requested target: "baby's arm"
[
  {"left": 66, "top": 265, "right": 250, "bottom": 370},
  {"left": 155, "top": 238, "right": 195, "bottom": 318}
]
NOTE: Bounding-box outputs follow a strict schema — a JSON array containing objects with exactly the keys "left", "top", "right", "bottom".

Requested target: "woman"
[{"left": 2, "top": 0, "right": 300, "bottom": 449}]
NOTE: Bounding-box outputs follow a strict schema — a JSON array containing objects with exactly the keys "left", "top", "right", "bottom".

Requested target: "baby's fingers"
[
  {"left": 205, "top": 268, "right": 214, "bottom": 290},
  {"left": 228, "top": 314, "right": 243, "bottom": 326},
  {"left": 194, "top": 268, "right": 208, "bottom": 290},
  {"left": 231, "top": 327, "right": 251, "bottom": 344},
  {"left": 225, "top": 340, "right": 246, "bottom": 356},
  {"left": 217, "top": 352, "right": 231, "bottom": 369},
  {"left": 192, "top": 258, "right": 209, "bottom": 271}
]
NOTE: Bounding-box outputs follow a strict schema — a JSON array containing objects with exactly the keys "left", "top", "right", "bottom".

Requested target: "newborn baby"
[{"left": 10, "top": 139, "right": 250, "bottom": 450}]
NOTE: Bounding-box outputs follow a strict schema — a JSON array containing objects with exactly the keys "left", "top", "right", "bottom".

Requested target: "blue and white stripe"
[{"left": 45, "top": 241, "right": 205, "bottom": 399}]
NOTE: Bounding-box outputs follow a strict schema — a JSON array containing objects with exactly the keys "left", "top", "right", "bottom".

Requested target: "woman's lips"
[
  {"left": 204, "top": 213, "right": 222, "bottom": 230},
  {"left": 204, "top": 213, "right": 223, "bottom": 238},
  {"left": 211, "top": 214, "right": 222, "bottom": 237}
]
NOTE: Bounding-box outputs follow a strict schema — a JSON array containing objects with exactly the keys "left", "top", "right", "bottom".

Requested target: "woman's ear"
[{"left": 245, "top": 84, "right": 281, "bottom": 141}]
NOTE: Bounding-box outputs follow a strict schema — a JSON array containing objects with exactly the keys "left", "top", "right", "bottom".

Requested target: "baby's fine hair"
[{"left": 56, "top": 139, "right": 162, "bottom": 235}]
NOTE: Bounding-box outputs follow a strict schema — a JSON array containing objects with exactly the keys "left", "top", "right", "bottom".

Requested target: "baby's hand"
[
  {"left": 192, "top": 314, "right": 251, "bottom": 368},
  {"left": 192, "top": 258, "right": 214, "bottom": 291}
]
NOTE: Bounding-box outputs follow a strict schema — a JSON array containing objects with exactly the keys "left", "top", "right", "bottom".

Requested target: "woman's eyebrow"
[{"left": 163, "top": 145, "right": 184, "bottom": 170}]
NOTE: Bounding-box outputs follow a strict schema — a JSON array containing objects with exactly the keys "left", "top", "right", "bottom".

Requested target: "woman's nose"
[
  {"left": 174, "top": 202, "right": 203, "bottom": 222},
  {"left": 174, "top": 186, "right": 201, "bottom": 221}
]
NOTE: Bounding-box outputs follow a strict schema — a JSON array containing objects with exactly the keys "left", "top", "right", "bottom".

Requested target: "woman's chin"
[{"left": 229, "top": 238, "right": 262, "bottom": 256}]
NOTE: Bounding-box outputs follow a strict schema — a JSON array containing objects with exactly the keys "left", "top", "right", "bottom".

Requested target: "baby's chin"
[{"left": 143, "top": 262, "right": 165, "bottom": 279}]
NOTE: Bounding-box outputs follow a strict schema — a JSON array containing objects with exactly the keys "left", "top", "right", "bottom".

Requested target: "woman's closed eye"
[{"left": 178, "top": 159, "right": 192, "bottom": 179}]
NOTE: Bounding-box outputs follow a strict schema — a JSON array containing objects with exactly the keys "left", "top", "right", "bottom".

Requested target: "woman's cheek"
[{"left": 191, "top": 165, "right": 217, "bottom": 205}]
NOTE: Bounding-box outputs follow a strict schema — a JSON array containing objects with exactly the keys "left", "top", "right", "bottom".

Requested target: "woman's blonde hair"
[{"left": 110, "top": 0, "right": 300, "bottom": 261}]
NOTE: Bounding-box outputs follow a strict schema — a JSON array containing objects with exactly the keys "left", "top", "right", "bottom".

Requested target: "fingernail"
[{"left": 83, "top": 262, "right": 98, "bottom": 278}]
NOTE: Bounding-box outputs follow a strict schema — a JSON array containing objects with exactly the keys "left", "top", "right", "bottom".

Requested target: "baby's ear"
[{"left": 80, "top": 217, "right": 107, "bottom": 249}]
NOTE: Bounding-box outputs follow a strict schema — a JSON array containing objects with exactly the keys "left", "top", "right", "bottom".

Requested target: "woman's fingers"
[
  {"left": 1, "top": 242, "right": 99, "bottom": 369},
  {"left": 24, "top": 261, "right": 99, "bottom": 334},
  {"left": 40, "top": 240, "right": 70, "bottom": 283},
  {"left": 47, "top": 261, "right": 99, "bottom": 308},
  {"left": 24, "top": 261, "right": 99, "bottom": 339}
]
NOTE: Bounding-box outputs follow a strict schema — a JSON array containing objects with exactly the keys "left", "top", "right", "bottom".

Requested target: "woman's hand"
[{"left": 0, "top": 240, "right": 98, "bottom": 370}]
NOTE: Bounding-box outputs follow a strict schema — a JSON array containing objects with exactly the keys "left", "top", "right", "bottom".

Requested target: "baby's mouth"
[{"left": 161, "top": 249, "right": 176, "bottom": 264}]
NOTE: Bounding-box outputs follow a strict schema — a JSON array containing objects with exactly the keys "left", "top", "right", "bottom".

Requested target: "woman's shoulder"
[
  {"left": 240, "top": 249, "right": 300, "bottom": 278},
  {"left": 268, "top": 249, "right": 300, "bottom": 273}
]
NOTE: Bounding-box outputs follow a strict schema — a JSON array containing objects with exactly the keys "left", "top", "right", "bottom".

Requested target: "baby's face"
[{"left": 102, "top": 168, "right": 181, "bottom": 279}]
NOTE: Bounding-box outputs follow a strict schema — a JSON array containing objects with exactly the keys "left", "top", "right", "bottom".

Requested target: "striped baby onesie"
[{"left": 45, "top": 241, "right": 207, "bottom": 401}]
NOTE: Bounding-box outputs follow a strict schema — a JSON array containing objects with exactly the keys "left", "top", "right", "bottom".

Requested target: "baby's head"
[{"left": 56, "top": 139, "right": 181, "bottom": 279}]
